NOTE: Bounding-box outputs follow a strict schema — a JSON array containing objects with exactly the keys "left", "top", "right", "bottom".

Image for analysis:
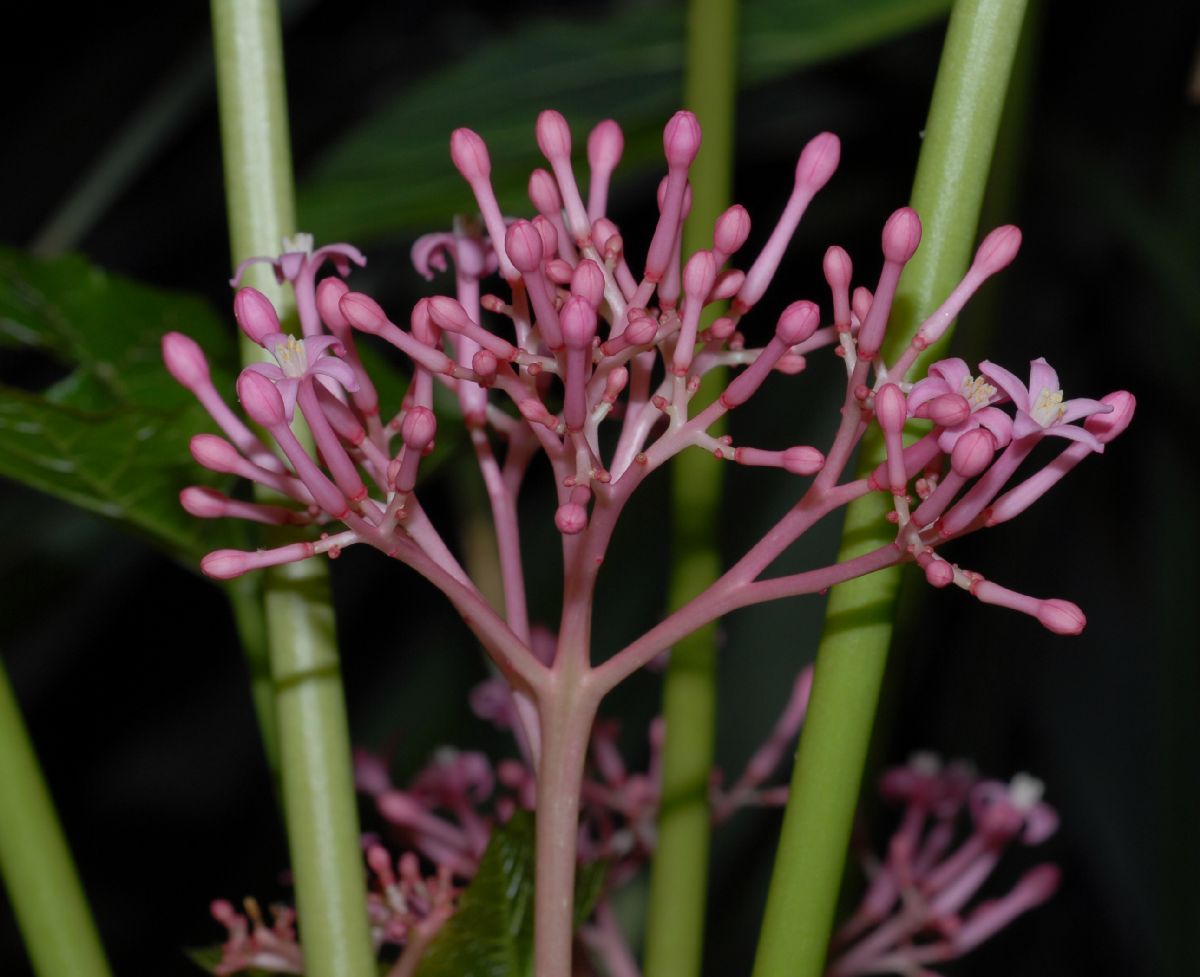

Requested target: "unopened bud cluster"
[{"left": 166, "top": 109, "right": 1132, "bottom": 657}]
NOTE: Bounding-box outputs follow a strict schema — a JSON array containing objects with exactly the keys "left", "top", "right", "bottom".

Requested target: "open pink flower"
[
  {"left": 908, "top": 356, "right": 1013, "bottom": 452},
  {"left": 244, "top": 332, "right": 358, "bottom": 420},
  {"left": 981, "top": 357, "right": 1111, "bottom": 450},
  {"left": 230, "top": 232, "right": 365, "bottom": 288}
]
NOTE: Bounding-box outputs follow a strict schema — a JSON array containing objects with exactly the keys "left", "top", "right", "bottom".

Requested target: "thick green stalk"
[
  {"left": 644, "top": 1, "right": 738, "bottom": 975},
  {"left": 210, "top": 3, "right": 375, "bottom": 975},
  {"left": 0, "top": 661, "right": 112, "bottom": 977},
  {"left": 750, "top": 3, "right": 1029, "bottom": 977}
]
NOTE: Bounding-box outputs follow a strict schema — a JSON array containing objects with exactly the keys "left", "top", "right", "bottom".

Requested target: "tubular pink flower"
[
  {"left": 586, "top": 119, "right": 624, "bottom": 221},
  {"left": 427, "top": 295, "right": 516, "bottom": 362},
  {"left": 641, "top": 112, "right": 700, "bottom": 287},
  {"left": 561, "top": 296, "right": 598, "bottom": 431},
  {"left": 735, "top": 132, "right": 840, "bottom": 313},
  {"left": 823, "top": 246, "right": 854, "bottom": 332},
  {"left": 536, "top": 110, "right": 590, "bottom": 244},
  {"left": 722, "top": 301, "right": 821, "bottom": 408},
  {"left": 201, "top": 542, "right": 317, "bottom": 580},
  {"left": 892, "top": 226, "right": 1022, "bottom": 377},
  {"left": 340, "top": 292, "right": 456, "bottom": 375},
  {"left": 671, "top": 250, "right": 718, "bottom": 374},
  {"left": 857, "top": 208, "right": 921, "bottom": 360},
  {"left": 874, "top": 383, "right": 908, "bottom": 495},
  {"left": 234, "top": 287, "right": 282, "bottom": 344},
  {"left": 450, "top": 128, "right": 518, "bottom": 281},
  {"left": 712, "top": 204, "right": 751, "bottom": 267}
]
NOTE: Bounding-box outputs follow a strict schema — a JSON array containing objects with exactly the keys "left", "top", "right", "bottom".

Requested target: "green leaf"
[
  {"left": 298, "top": 0, "right": 951, "bottom": 243},
  {"left": 0, "top": 244, "right": 241, "bottom": 559},
  {"left": 416, "top": 812, "right": 537, "bottom": 977},
  {"left": 415, "top": 812, "right": 610, "bottom": 977}
]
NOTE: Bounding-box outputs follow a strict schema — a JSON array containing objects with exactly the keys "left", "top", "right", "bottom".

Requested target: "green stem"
[
  {"left": 644, "top": 2, "right": 738, "bottom": 976},
  {"left": 749, "top": 3, "right": 1029, "bottom": 977},
  {"left": 210, "top": 3, "right": 374, "bottom": 975},
  {"left": 0, "top": 660, "right": 112, "bottom": 977}
]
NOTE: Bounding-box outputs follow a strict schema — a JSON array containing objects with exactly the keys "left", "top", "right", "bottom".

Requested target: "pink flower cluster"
[
  {"left": 208, "top": 664, "right": 811, "bottom": 977},
  {"left": 165, "top": 109, "right": 1132, "bottom": 648},
  {"left": 829, "top": 755, "right": 1061, "bottom": 977}
]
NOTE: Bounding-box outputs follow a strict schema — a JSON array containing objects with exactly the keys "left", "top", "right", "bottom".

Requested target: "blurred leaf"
[
  {"left": 299, "top": 0, "right": 951, "bottom": 242},
  {"left": 0, "top": 245, "right": 235, "bottom": 409},
  {"left": 416, "top": 811, "right": 536, "bottom": 977},
  {"left": 0, "top": 245, "right": 240, "bottom": 559},
  {"left": 415, "top": 811, "right": 609, "bottom": 977}
]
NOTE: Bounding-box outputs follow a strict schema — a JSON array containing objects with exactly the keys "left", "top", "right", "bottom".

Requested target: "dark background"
[{"left": 1, "top": 1, "right": 1196, "bottom": 975}]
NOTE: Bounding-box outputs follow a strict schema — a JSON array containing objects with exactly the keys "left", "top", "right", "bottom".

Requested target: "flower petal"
[
  {"left": 1027, "top": 357, "right": 1060, "bottom": 399},
  {"left": 243, "top": 362, "right": 284, "bottom": 381},
  {"left": 229, "top": 254, "right": 282, "bottom": 288},
  {"left": 311, "top": 357, "right": 360, "bottom": 392},
  {"left": 979, "top": 360, "right": 1029, "bottom": 409},
  {"left": 975, "top": 407, "right": 1014, "bottom": 447},
  {"left": 930, "top": 357, "right": 971, "bottom": 389},
  {"left": 908, "top": 374, "right": 952, "bottom": 411},
  {"left": 1042, "top": 423, "right": 1104, "bottom": 452},
  {"left": 411, "top": 233, "right": 457, "bottom": 282},
  {"left": 1059, "top": 397, "right": 1112, "bottom": 425}
]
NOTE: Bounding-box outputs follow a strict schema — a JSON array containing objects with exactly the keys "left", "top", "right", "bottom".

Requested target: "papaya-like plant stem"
[
  {"left": 749, "top": 2, "right": 1029, "bottom": 977},
  {"left": 0, "top": 661, "right": 112, "bottom": 977},
  {"left": 210, "top": 2, "right": 375, "bottom": 975},
  {"left": 644, "top": 0, "right": 738, "bottom": 974}
]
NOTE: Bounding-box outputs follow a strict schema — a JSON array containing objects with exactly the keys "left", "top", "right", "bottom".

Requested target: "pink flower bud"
[
  {"left": 237, "top": 369, "right": 286, "bottom": 428},
  {"left": 920, "top": 392, "right": 972, "bottom": 428},
  {"left": 190, "top": 434, "right": 242, "bottom": 473},
  {"left": 950, "top": 428, "right": 997, "bottom": 478},
  {"left": 472, "top": 349, "right": 498, "bottom": 386},
  {"left": 713, "top": 205, "right": 751, "bottom": 256},
  {"left": 505, "top": 220, "right": 544, "bottom": 273},
  {"left": 180, "top": 486, "right": 228, "bottom": 518},
  {"left": 624, "top": 315, "right": 658, "bottom": 346},
  {"left": 316, "top": 277, "right": 350, "bottom": 331},
  {"left": 233, "top": 287, "right": 282, "bottom": 345},
  {"left": 571, "top": 259, "right": 605, "bottom": 307},
  {"left": 410, "top": 297, "right": 439, "bottom": 346},
  {"left": 794, "top": 131, "right": 840, "bottom": 192},
  {"left": 1084, "top": 390, "right": 1135, "bottom": 443},
  {"left": 874, "top": 383, "right": 907, "bottom": 434},
  {"left": 882, "top": 207, "right": 922, "bottom": 263},
  {"left": 536, "top": 109, "right": 572, "bottom": 163},
  {"left": 711, "top": 269, "right": 745, "bottom": 301},
  {"left": 528, "top": 169, "right": 562, "bottom": 216},
  {"left": 775, "top": 300, "right": 821, "bottom": 346},
  {"left": 587, "top": 119, "right": 624, "bottom": 173},
  {"left": 532, "top": 215, "right": 558, "bottom": 258},
  {"left": 546, "top": 259, "right": 573, "bottom": 285},
  {"left": 822, "top": 245, "right": 853, "bottom": 291},
  {"left": 555, "top": 501, "right": 588, "bottom": 535},
  {"left": 427, "top": 295, "right": 473, "bottom": 335},
  {"left": 560, "top": 296, "right": 597, "bottom": 350},
  {"left": 782, "top": 445, "right": 824, "bottom": 475},
  {"left": 339, "top": 291, "right": 389, "bottom": 335},
  {"left": 972, "top": 224, "right": 1022, "bottom": 275},
  {"left": 1037, "top": 598, "right": 1086, "bottom": 635},
  {"left": 683, "top": 250, "right": 717, "bottom": 299},
  {"left": 851, "top": 286, "right": 873, "bottom": 324},
  {"left": 162, "top": 332, "right": 211, "bottom": 390},
  {"left": 200, "top": 542, "right": 313, "bottom": 580},
  {"left": 663, "top": 110, "right": 702, "bottom": 168},
  {"left": 925, "top": 559, "right": 955, "bottom": 588},
  {"left": 450, "top": 127, "right": 491, "bottom": 182},
  {"left": 401, "top": 406, "right": 437, "bottom": 450}
]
